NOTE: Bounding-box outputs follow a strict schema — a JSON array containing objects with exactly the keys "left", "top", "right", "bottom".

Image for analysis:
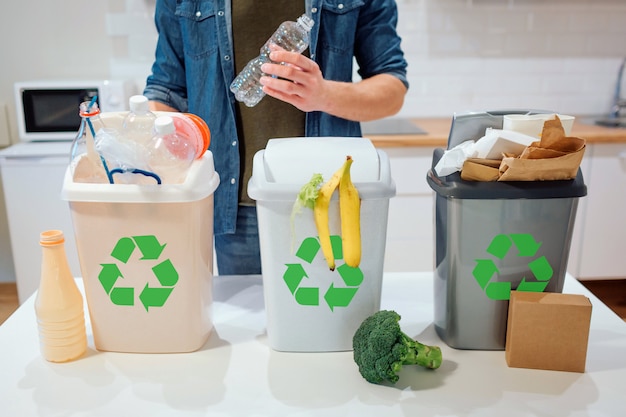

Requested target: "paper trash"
[
  {"left": 434, "top": 129, "right": 536, "bottom": 177},
  {"left": 498, "top": 117, "right": 585, "bottom": 181}
]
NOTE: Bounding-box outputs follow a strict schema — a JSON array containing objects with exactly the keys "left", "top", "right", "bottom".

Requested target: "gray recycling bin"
[{"left": 426, "top": 111, "right": 587, "bottom": 350}]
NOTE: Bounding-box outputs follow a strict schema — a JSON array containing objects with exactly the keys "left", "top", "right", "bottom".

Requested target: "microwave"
[{"left": 14, "top": 80, "right": 136, "bottom": 142}]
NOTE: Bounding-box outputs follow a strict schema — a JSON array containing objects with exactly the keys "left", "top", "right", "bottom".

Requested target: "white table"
[{"left": 1, "top": 272, "right": 625, "bottom": 417}]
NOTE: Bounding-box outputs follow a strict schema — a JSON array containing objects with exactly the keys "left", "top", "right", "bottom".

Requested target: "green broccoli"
[{"left": 352, "top": 310, "right": 442, "bottom": 384}]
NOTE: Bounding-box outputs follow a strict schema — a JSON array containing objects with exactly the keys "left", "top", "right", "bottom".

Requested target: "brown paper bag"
[
  {"left": 498, "top": 145, "right": 585, "bottom": 181},
  {"left": 498, "top": 117, "right": 586, "bottom": 181}
]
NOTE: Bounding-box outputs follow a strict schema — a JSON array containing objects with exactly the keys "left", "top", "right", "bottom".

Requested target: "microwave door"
[{"left": 21, "top": 88, "right": 98, "bottom": 141}]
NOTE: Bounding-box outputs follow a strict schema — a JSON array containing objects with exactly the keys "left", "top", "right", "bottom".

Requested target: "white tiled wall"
[{"left": 107, "top": 0, "right": 626, "bottom": 118}]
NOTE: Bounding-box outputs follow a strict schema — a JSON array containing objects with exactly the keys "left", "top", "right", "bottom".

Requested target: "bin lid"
[
  {"left": 427, "top": 148, "right": 587, "bottom": 199},
  {"left": 61, "top": 152, "right": 220, "bottom": 203},
  {"left": 247, "top": 137, "right": 395, "bottom": 201}
]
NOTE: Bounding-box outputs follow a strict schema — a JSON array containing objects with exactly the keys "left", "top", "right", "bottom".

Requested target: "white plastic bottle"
[
  {"left": 122, "top": 95, "right": 157, "bottom": 145},
  {"left": 35, "top": 230, "right": 87, "bottom": 363},
  {"left": 230, "top": 13, "right": 314, "bottom": 107},
  {"left": 147, "top": 116, "right": 199, "bottom": 184}
]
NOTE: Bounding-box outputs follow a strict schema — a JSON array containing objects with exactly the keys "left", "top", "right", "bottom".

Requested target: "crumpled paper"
[{"left": 434, "top": 128, "right": 536, "bottom": 177}]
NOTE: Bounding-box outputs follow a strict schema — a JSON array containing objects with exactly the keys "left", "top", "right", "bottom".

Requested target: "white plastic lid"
[
  {"left": 128, "top": 95, "right": 150, "bottom": 113},
  {"left": 262, "top": 137, "right": 380, "bottom": 183},
  {"left": 154, "top": 116, "right": 176, "bottom": 135},
  {"left": 247, "top": 137, "right": 396, "bottom": 201}
]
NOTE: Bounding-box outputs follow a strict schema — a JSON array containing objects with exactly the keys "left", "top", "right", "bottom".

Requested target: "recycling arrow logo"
[
  {"left": 472, "top": 233, "right": 553, "bottom": 300},
  {"left": 283, "top": 235, "right": 363, "bottom": 311},
  {"left": 98, "top": 235, "right": 178, "bottom": 311}
]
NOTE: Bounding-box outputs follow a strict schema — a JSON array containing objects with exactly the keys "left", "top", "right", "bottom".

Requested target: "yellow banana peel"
[
  {"left": 313, "top": 155, "right": 361, "bottom": 270},
  {"left": 339, "top": 156, "right": 361, "bottom": 268}
]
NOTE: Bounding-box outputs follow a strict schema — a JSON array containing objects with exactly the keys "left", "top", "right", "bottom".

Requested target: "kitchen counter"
[
  {"left": 366, "top": 117, "right": 626, "bottom": 148},
  {"left": 2, "top": 272, "right": 626, "bottom": 416}
]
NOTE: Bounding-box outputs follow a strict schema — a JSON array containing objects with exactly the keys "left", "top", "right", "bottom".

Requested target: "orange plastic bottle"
[{"left": 35, "top": 230, "right": 87, "bottom": 362}]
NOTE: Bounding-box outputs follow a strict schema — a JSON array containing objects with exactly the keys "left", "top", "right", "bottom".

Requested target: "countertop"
[
  {"left": 366, "top": 117, "right": 626, "bottom": 148},
  {"left": 2, "top": 272, "right": 626, "bottom": 416}
]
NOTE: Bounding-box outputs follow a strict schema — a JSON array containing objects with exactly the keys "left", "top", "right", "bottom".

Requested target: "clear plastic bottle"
[
  {"left": 35, "top": 230, "right": 87, "bottom": 363},
  {"left": 122, "top": 95, "right": 157, "bottom": 145},
  {"left": 147, "top": 116, "right": 200, "bottom": 184},
  {"left": 230, "top": 13, "right": 314, "bottom": 107},
  {"left": 70, "top": 101, "right": 108, "bottom": 184}
]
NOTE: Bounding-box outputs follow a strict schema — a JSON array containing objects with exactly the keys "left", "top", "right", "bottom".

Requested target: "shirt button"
[
  {"left": 338, "top": 4, "right": 344, "bottom": 9},
  {"left": 230, "top": 178, "right": 236, "bottom": 185},
  {"left": 195, "top": 11, "right": 201, "bottom": 17},
  {"left": 311, "top": 7, "right": 318, "bottom": 13},
  {"left": 231, "top": 141, "right": 237, "bottom": 146},
  {"left": 224, "top": 55, "right": 231, "bottom": 61},
  {"left": 217, "top": 10, "right": 224, "bottom": 16}
]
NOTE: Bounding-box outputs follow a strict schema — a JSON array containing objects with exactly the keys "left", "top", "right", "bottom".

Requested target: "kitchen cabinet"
[
  {"left": 0, "top": 142, "right": 81, "bottom": 303},
  {"left": 568, "top": 143, "right": 626, "bottom": 279}
]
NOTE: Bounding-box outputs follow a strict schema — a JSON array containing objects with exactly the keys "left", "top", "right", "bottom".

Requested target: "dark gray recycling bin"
[{"left": 426, "top": 110, "right": 587, "bottom": 350}]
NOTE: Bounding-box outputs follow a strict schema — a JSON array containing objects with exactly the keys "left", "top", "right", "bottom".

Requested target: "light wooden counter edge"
[{"left": 367, "top": 118, "right": 626, "bottom": 148}]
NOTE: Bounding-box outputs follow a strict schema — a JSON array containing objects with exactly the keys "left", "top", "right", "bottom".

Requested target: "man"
[{"left": 144, "top": 0, "right": 408, "bottom": 275}]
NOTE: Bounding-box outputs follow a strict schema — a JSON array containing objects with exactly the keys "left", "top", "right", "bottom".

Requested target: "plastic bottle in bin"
[
  {"left": 70, "top": 100, "right": 109, "bottom": 184},
  {"left": 35, "top": 230, "right": 87, "bottom": 363},
  {"left": 122, "top": 95, "right": 157, "bottom": 145},
  {"left": 230, "top": 13, "right": 314, "bottom": 107},
  {"left": 147, "top": 115, "right": 203, "bottom": 184}
]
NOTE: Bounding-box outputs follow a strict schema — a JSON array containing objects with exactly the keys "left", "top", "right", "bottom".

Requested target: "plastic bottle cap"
[
  {"left": 129, "top": 95, "right": 150, "bottom": 113},
  {"left": 154, "top": 116, "right": 176, "bottom": 135},
  {"left": 40, "top": 230, "right": 65, "bottom": 245},
  {"left": 78, "top": 101, "right": 100, "bottom": 117},
  {"left": 297, "top": 14, "right": 314, "bottom": 31}
]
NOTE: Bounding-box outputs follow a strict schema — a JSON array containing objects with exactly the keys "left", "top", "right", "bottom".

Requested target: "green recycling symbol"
[
  {"left": 283, "top": 235, "right": 363, "bottom": 311},
  {"left": 473, "top": 233, "right": 553, "bottom": 300},
  {"left": 98, "top": 235, "right": 178, "bottom": 311}
]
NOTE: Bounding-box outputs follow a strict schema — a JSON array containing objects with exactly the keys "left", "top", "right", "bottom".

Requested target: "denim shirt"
[{"left": 144, "top": 0, "right": 408, "bottom": 235}]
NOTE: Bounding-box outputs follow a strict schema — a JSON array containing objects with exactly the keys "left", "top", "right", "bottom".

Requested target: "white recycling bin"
[
  {"left": 247, "top": 137, "right": 396, "bottom": 352},
  {"left": 61, "top": 153, "right": 219, "bottom": 353}
]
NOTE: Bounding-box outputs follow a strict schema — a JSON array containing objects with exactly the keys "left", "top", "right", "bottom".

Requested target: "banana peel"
[
  {"left": 314, "top": 156, "right": 361, "bottom": 270},
  {"left": 339, "top": 157, "right": 361, "bottom": 268}
]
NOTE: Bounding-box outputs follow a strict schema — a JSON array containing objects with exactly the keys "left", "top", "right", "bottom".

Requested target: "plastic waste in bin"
[
  {"left": 61, "top": 153, "right": 220, "bottom": 353},
  {"left": 427, "top": 111, "right": 587, "bottom": 350},
  {"left": 247, "top": 137, "right": 396, "bottom": 352}
]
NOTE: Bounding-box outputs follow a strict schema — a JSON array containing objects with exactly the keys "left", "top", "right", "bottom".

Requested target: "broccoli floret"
[{"left": 352, "top": 310, "right": 442, "bottom": 384}]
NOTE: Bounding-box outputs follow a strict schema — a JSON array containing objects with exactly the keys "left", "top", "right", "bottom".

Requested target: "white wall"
[{"left": 1, "top": 0, "right": 625, "bottom": 282}]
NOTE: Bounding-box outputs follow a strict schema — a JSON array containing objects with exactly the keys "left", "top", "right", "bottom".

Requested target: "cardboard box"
[{"left": 505, "top": 291, "right": 592, "bottom": 372}]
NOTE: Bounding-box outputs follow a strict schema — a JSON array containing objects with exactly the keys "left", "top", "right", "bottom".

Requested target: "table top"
[{"left": 2, "top": 272, "right": 625, "bottom": 417}]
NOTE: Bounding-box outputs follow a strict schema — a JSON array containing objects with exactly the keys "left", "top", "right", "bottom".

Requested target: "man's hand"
[
  {"left": 259, "top": 49, "right": 407, "bottom": 122},
  {"left": 260, "top": 50, "right": 327, "bottom": 113}
]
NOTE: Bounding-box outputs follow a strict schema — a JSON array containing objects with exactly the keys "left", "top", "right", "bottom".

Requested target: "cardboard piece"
[
  {"left": 460, "top": 158, "right": 501, "bottom": 181},
  {"left": 505, "top": 291, "right": 592, "bottom": 373}
]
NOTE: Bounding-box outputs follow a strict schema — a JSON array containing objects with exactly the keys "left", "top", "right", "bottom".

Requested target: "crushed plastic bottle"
[
  {"left": 230, "top": 13, "right": 314, "bottom": 107},
  {"left": 95, "top": 127, "right": 154, "bottom": 184}
]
